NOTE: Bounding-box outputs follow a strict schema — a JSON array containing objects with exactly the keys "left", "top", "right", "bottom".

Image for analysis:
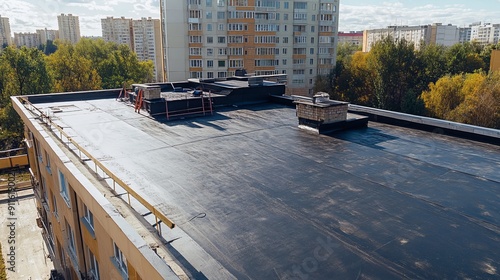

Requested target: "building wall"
[
  {"left": 101, "top": 17, "right": 134, "bottom": 50},
  {"left": 14, "top": 32, "right": 41, "bottom": 48},
  {"left": 338, "top": 31, "right": 363, "bottom": 47},
  {"left": 58, "top": 14, "right": 81, "bottom": 44},
  {"left": 363, "top": 24, "right": 459, "bottom": 52},
  {"left": 12, "top": 98, "right": 178, "bottom": 280},
  {"left": 132, "top": 18, "right": 164, "bottom": 82},
  {"left": 470, "top": 22, "right": 500, "bottom": 45},
  {"left": 37, "top": 28, "right": 60, "bottom": 44},
  {"left": 161, "top": 0, "right": 339, "bottom": 96},
  {"left": 0, "top": 16, "right": 12, "bottom": 47}
]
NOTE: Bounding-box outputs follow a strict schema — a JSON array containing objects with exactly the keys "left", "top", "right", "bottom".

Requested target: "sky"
[{"left": 0, "top": 0, "right": 499, "bottom": 36}]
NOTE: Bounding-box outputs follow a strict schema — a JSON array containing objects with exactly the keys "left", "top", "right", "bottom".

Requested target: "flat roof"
[{"left": 26, "top": 97, "right": 500, "bottom": 279}]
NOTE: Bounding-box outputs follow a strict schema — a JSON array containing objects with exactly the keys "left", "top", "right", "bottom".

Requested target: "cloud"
[
  {"left": 67, "top": 1, "right": 114, "bottom": 11},
  {"left": 339, "top": 3, "right": 497, "bottom": 31}
]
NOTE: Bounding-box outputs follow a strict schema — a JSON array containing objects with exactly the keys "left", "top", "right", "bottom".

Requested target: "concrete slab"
[{"left": 0, "top": 184, "right": 54, "bottom": 279}]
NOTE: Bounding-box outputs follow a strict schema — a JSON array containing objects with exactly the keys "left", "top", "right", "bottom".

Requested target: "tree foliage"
[{"left": 423, "top": 72, "right": 500, "bottom": 128}]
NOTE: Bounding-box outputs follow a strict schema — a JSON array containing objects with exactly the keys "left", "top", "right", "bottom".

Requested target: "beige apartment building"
[
  {"left": 363, "top": 23, "right": 459, "bottom": 52},
  {"left": 37, "top": 28, "right": 60, "bottom": 44},
  {"left": 0, "top": 15, "right": 12, "bottom": 47},
  {"left": 338, "top": 31, "right": 363, "bottom": 47},
  {"left": 14, "top": 32, "right": 41, "bottom": 48},
  {"left": 58, "top": 14, "right": 81, "bottom": 44},
  {"left": 102, "top": 17, "right": 164, "bottom": 82},
  {"left": 160, "top": 0, "right": 340, "bottom": 96},
  {"left": 12, "top": 95, "right": 183, "bottom": 279}
]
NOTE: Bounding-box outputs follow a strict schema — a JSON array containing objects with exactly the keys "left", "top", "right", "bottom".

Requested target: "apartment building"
[
  {"left": 459, "top": 26, "right": 471, "bottom": 43},
  {"left": 36, "top": 28, "right": 60, "bottom": 44},
  {"left": 338, "top": 31, "right": 363, "bottom": 47},
  {"left": 14, "top": 32, "right": 41, "bottom": 48},
  {"left": 102, "top": 17, "right": 164, "bottom": 82},
  {"left": 12, "top": 94, "right": 183, "bottom": 279},
  {"left": 160, "top": 0, "right": 340, "bottom": 96},
  {"left": 363, "top": 23, "right": 459, "bottom": 52},
  {"left": 101, "top": 16, "right": 134, "bottom": 50},
  {"left": 58, "top": 14, "right": 81, "bottom": 44},
  {"left": 0, "top": 15, "right": 12, "bottom": 47},
  {"left": 470, "top": 22, "right": 500, "bottom": 45}
]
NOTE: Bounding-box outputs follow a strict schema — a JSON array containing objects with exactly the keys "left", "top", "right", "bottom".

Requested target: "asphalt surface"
[{"left": 38, "top": 99, "right": 499, "bottom": 279}]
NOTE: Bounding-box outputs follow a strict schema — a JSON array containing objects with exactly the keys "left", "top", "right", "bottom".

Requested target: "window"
[
  {"left": 206, "top": 11, "right": 212, "bottom": 19},
  {"left": 45, "top": 150, "right": 51, "bottom": 174},
  {"left": 207, "top": 48, "right": 214, "bottom": 56},
  {"left": 189, "top": 23, "right": 202, "bottom": 30},
  {"left": 310, "top": 48, "right": 314, "bottom": 54},
  {"left": 206, "top": 0, "right": 212, "bottom": 6},
  {"left": 88, "top": 248, "right": 100, "bottom": 280},
  {"left": 217, "top": 11, "right": 225, "bottom": 19},
  {"left": 207, "top": 36, "right": 213, "bottom": 44},
  {"left": 218, "top": 48, "right": 227, "bottom": 55},
  {"left": 283, "top": 37, "right": 288, "bottom": 44},
  {"left": 218, "top": 60, "right": 226, "bottom": 67},
  {"left": 217, "top": 36, "right": 226, "bottom": 44},
  {"left": 83, "top": 203, "right": 94, "bottom": 232},
  {"left": 218, "top": 72, "right": 227, "bottom": 78},
  {"left": 310, "top": 58, "right": 314, "bottom": 65},
  {"left": 113, "top": 242, "right": 128, "bottom": 278},
  {"left": 312, "top": 15, "right": 316, "bottom": 21},
  {"left": 218, "top": 24, "right": 224, "bottom": 31},
  {"left": 229, "top": 59, "right": 243, "bottom": 68},
  {"left": 282, "top": 59, "right": 287, "bottom": 65},
  {"left": 66, "top": 221, "right": 76, "bottom": 258},
  {"left": 207, "top": 72, "right": 214, "bottom": 78},
  {"left": 189, "top": 10, "right": 201, "bottom": 18},
  {"left": 190, "top": 47, "right": 202, "bottom": 55},
  {"left": 189, "top": 36, "right": 202, "bottom": 43},
  {"left": 217, "top": 0, "right": 225, "bottom": 6},
  {"left": 293, "top": 2, "right": 307, "bottom": 9},
  {"left": 311, "top": 37, "right": 314, "bottom": 43},
  {"left": 282, "top": 48, "right": 287, "bottom": 54},
  {"left": 190, "top": 60, "right": 203, "bottom": 67},
  {"left": 311, "top": 26, "right": 315, "bottom": 32},
  {"left": 52, "top": 193, "right": 58, "bottom": 218},
  {"left": 59, "top": 170, "right": 70, "bottom": 207},
  {"left": 284, "top": 14, "right": 288, "bottom": 20},
  {"left": 207, "top": 60, "right": 214, "bottom": 68},
  {"left": 284, "top": 1, "right": 289, "bottom": 9}
]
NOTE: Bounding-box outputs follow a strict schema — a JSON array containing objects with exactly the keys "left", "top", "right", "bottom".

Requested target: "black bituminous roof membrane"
[{"left": 42, "top": 99, "right": 499, "bottom": 279}]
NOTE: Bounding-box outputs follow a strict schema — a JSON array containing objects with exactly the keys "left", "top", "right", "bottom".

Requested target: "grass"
[{"left": 0, "top": 243, "right": 6, "bottom": 280}]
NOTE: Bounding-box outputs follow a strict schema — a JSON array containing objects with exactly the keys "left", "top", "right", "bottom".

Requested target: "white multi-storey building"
[
  {"left": 0, "top": 15, "right": 12, "bottom": 47},
  {"left": 160, "top": 0, "right": 340, "bottom": 96},
  {"left": 101, "top": 16, "right": 134, "bottom": 50},
  {"left": 470, "top": 22, "right": 500, "bottom": 45},
  {"left": 36, "top": 28, "right": 60, "bottom": 44},
  {"left": 101, "top": 17, "right": 163, "bottom": 82},
  {"left": 58, "top": 13, "right": 81, "bottom": 44},
  {"left": 363, "top": 23, "right": 459, "bottom": 52},
  {"left": 14, "top": 32, "right": 41, "bottom": 48},
  {"left": 132, "top": 17, "right": 164, "bottom": 82}
]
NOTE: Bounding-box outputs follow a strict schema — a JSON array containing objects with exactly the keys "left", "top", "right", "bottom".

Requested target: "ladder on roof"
[
  {"left": 164, "top": 91, "right": 213, "bottom": 120},
  {"left": 134, "top": 89, "right": 144, "bottom": 113}
]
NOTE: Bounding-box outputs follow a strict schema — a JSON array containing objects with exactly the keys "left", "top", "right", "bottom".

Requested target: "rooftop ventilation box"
[{"left": 132, "top": 84, "right": 161, "bottom": 100}]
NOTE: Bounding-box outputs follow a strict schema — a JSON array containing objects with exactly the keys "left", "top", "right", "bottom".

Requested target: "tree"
[
  {"left": 75, "top": 38, "right": 154, "bottom": 89},
  {"left": 421, "top": 74, "right": 466, "bottom": 119},
  {"left": 1, "top": 46, "right": 52, "bottom": 95},
  {"left": 46, "top": 41, "right": 102, "bottom": 92},
  {"left": 366, "top": 36, "right": 421, "bottom": 112},
  {"left": 416, "top": 43, "right": 447, "bottom": 92},
  {"left": 445, "top": 42, "right": 485, "bottom": 75}
]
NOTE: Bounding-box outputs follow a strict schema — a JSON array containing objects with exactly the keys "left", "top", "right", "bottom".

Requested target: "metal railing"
[{"left": 20, "top": 98, "right": 175, "bottom": 233}]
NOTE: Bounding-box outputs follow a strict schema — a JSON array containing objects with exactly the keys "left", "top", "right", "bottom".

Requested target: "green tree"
[
  {"left": 46, "top": 41, "right": 102, "bottom": 92},
  {"left": 1, "top": 46, "right": 52, "bottom": 95},
  {"left": 75, "top": 38, "right": 154, "bottom": 89},
  {"left": 416, "top": 43, "right": 447, "bottom": 92},
  {"left": 366, "top": 36, "right": 421, "bottom": 112},
  {"left": 445, "top": 42, "right": 485, "bottom": 75}
]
